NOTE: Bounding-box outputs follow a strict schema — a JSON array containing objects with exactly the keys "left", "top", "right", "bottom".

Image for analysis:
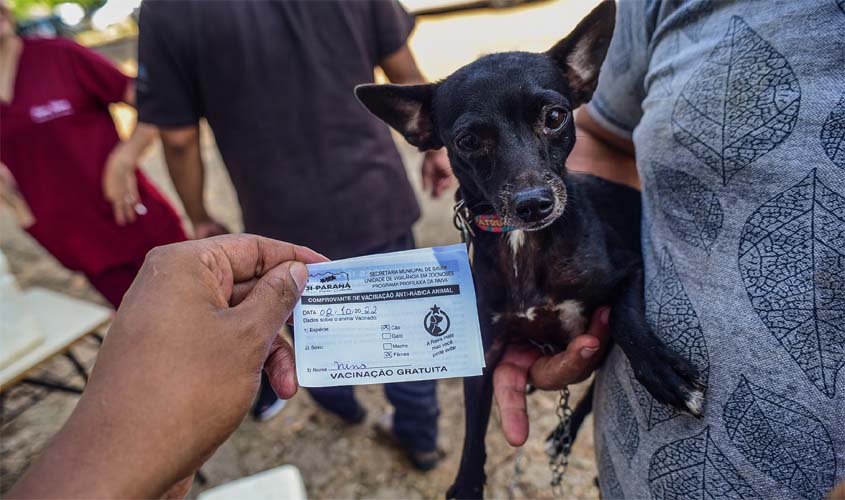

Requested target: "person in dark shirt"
[{"left": 136, "top": 0, "right": 451, "bottom": 470}]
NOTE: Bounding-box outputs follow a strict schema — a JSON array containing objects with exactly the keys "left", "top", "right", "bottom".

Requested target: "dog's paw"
[
  {"left": 446, "top": 481, "right": 484, "bottom": 500},
  {"left": 682, "top": 382, "right": 706, "bottom": 417},
  {"left": 629, "top": 344, "right": 707, "bottom": 418}
]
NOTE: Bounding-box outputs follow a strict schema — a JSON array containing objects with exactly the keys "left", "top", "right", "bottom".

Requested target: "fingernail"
[
  {"left": 290, "top": 262, "right": 308, "bottom": 293},
  {"left": 580, "top": 347, "right": 599, "bottom": 359},
  {"left": 599, "top": 307, "right": 610, "bottom": 326}
]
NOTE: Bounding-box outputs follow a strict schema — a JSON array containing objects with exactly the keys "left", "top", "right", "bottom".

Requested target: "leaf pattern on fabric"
[
  {"left": 723, "top": 376, "right": 836, "bottom": 499},
  {"left": 598, "top": 434, "right": 625, "bottom": 500},
  {"left": 648, "top": 426, "right": 757, "bottom": 499},
  {"left": 837, "top": 0, "right": 845, "bottom": 15},
  {"left": 655, "top": 165, "right": 724, "bottom": 253},
  {"left": 608, "top": 369, "right": 640, "bottom": 462},
  {"left": 738, "top": 169, "right": 845, "bottom": 397},
  {"left": 821, "top": 93, "right": 845, "bottom": 169},
  {"left": 630, "top": 249, "right": 709, "bottom": 429},
  {"left": 672, "top": 16, "right": 800, "bottom": 185}
]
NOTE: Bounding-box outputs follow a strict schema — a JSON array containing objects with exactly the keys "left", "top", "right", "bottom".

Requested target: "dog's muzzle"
[
  {"left": 513, "top": 187, "right": 556, "bottom": 223},
  {"left": 502, "top": 178, "right": 567, "bottom": 230}
]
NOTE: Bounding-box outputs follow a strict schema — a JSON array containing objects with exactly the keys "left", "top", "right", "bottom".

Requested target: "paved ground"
[{"left": 0, "top": 1, "right": 602, "bottom": 497}]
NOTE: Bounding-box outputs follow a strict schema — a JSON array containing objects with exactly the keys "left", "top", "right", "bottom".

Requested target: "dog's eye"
[
  {"left": 456, "top": 133, "right": 480, "bottom": 152},
  {"left": 544, "top": 107, "right": 569, "bottom": 133}
]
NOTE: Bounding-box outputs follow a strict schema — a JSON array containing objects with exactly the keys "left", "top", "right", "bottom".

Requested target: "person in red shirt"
[{"left": 0, "top": 3, "right": 186, "bottom": 307}]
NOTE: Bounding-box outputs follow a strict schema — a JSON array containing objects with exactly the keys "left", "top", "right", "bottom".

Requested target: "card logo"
[
  {"left": 306, "top": 271, "right": 351, "bottom": 291},
  {"left": 424, "top": 304, "right": 450, "bottom": 337}
]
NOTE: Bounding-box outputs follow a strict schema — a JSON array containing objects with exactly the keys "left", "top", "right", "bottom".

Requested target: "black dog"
[{"left": 357, "top": 2, "right": 705, "bottom": 498}]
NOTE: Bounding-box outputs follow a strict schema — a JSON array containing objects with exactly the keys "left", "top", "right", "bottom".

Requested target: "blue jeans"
[{"left": 307, "top": 231, "right": 440, "bottom": 452}]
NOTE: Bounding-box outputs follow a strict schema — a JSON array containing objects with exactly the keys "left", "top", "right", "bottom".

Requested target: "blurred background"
[{"left": 0, "top": 0, "right": 600, "bottom": 497}]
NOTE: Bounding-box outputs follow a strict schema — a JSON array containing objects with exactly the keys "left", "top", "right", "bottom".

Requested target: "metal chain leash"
[
  {"left": 547, "top": 387, "right": 573, "bottom": 495},
  {"left": 508, "top": 447, "right": 526, "bottom": 499},
  {"left": 508, "top": 340, "right": 575, "bottom": 496},
  {"left": 453, "top": 199, "right": 475, "bottom": 251},
  {"left": 509, "top": 386, "right": 573, "bottom": 497}
]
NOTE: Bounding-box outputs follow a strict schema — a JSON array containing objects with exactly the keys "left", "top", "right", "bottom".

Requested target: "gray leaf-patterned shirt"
[{"left": 589, "top": 1, "right": 845, "bottom": 499}]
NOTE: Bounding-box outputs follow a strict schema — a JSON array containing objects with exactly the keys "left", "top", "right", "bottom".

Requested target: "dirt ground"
[{"left": 0, "top": 1, "right": 602, "bottom": 498}]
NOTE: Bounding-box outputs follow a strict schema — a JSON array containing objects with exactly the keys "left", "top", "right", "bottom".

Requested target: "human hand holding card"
[{"left": 293, "top": 244, "right": 484, "bottom": 387}]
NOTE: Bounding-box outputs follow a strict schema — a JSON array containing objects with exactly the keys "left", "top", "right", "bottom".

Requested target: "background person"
[
  {"left": 495, "top": 1, "right": 845, "bottom": 498},
  {"left": 136, "top": 0, "right": 450, "bottom": 469},
  {"left": 0, "top": 1, "right": 186, "bottom": 308}
]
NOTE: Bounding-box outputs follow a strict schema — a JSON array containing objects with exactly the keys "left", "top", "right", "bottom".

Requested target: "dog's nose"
[{"left": 513, "top": 187, "right": 555, "bottom": 223}]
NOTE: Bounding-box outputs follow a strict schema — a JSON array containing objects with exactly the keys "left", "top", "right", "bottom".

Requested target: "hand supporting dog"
[{"left": 494, "top": 307, "right": 611, "bottom": 447}]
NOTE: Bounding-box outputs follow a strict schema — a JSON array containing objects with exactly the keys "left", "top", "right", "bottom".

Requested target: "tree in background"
[{"left": 11, "top": 0, "right": 102, "bottom": 21}]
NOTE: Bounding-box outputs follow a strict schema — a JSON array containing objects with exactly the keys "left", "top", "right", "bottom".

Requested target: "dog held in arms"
[{"left": 356, "top": 1, "right": 705, "bottom": 497}]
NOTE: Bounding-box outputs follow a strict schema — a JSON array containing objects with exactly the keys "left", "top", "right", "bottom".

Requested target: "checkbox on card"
[
  {"left": 383, "top": 343, "right": 392, "bottom": 350},
  {"left": 382, "top": 333, "right": 392, "bottom": 340}
]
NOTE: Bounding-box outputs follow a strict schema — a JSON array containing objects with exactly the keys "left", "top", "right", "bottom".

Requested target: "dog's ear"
[
  {"left": 355, "top": 83, "right": 442, "bottom": 150},
  {"left": 546, "top": 0, "right": 616, "bottom": 107}
]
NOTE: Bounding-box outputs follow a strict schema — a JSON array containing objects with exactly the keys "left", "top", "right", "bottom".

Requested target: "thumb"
[
  {"left": 239, "top": 261, "right": 308, "bottom": 338},
  {"left": 528, "top": 334, "right": 600, "bottom": 390},
  {"left": 529, "top": 306, "right": 610, "bottom": 390}
]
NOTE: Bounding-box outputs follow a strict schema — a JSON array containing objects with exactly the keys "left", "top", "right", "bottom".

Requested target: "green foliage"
[{"left": 11, "top": 0, "right": 104, "bottom": 20}]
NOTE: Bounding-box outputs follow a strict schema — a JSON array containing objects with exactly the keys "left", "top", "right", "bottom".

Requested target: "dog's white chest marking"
[
  {"left": 553, "top": 300, "right": 586, "bottom": 334},
  {"left": 516, "top": 307, "right": 537, "bottom": 321},
  {"left": 508, "top": 230, "right": 525, "bottom": 255},
  {"left": 490, "top": 300, "right": 586, "bottom": 335},
  {"left": 508, "top": 230, "right": 525, "bottom": 276}
]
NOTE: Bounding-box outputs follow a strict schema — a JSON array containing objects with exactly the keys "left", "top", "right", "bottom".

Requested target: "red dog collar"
[{"left": 473, "top": 213, "right": 517, "bottom": 233}]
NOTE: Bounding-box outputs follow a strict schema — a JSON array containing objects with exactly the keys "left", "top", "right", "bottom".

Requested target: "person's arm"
[
  {"left": 568, "top": 107, "right": 638, "bottom": 188},
  {"left": 122, "top": 79, "right": 136, "bottom": 107},
  {"left": 0, "top": 161, "right": 34, "bottom": 228},
  {"left": 380, "top": 45, "right": 453, "bottom": 198},
  {"left": 8, "top": 235, "right": 326, "bottom": 499},
  {"left": 134, "top": 2, "right": 225, "bottom": 238},
  {"left": 63, "top": 40, "right": 158, "bottom": 227},
  {"left": 102, "top": 121, "right": 157, "bottom": 225},
  {"left": 380, "top": 45, "right": 425, "bottom": 85},
  {"left": 157, "top": 125, "right": 228, "bottom": 238}
]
